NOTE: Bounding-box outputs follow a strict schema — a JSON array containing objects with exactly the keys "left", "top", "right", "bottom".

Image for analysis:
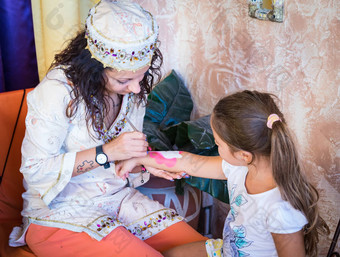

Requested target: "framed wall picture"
[{"left": 248, "top": 0, "right": 284, "bottom": 22}]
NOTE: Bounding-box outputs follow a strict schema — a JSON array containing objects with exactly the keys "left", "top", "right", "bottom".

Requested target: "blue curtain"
[
  {"left": 0, "top": 47, "right": 5, "bottom": 92},
  {"left": 0, "top": 0, "right": 39, "bottom": 92}
]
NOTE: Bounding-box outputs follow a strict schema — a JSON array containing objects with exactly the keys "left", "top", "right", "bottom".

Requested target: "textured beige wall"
[{"left": 137, "top": 0, "right": 340, "bottom": 255}]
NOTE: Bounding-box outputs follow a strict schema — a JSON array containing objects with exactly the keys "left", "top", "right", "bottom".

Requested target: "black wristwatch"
[{"left": 95, "top": 145, "right": 110, "bottom": 169}]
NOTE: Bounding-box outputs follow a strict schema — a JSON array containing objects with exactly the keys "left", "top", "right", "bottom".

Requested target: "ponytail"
[{"left": 271, "top": 120, "right": 329, "bottom": 257}]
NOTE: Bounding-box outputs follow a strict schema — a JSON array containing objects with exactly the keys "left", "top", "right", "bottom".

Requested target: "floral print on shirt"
[{"left": 223, "top": 184, "right": 253, "bottom": 257}]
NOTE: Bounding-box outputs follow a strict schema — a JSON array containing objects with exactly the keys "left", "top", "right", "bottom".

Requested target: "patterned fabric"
[
  {"left": 206, "top": 239, "right": 223, "bottom": 257},
  {"left": 85, "top": 0, "right": 158, "bottom": 71},
  {"left": 9, "top": 68, "right": 182, "bottom": 247},
  {"left": 92, "top": 93, "right": 134, "bottom": 143}
]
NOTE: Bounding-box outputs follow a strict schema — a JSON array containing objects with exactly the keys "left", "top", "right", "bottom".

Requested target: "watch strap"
[{"left": 96, "top": 145, "right": 110, "bottom": 169}]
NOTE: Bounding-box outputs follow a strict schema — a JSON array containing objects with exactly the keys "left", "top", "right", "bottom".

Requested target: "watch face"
[{"left": 96, "top": 153, "right": 108, "bottom": 165}]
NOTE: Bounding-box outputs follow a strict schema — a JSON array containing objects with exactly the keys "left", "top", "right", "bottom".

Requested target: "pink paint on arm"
[{"left": 149, "top": 152, "right": 180, "bottom": 167}]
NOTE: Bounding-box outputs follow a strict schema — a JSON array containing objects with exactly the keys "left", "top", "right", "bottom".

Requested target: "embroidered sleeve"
[
  {"left": 21, "top": 78, "right": 75, "bottom": 206},
  {"left": 266, "top": 201, "right": 308, "bottom": 234}
]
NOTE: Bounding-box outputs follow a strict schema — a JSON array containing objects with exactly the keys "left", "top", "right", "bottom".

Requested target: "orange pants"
[{"left": 26, "top": 221, "right": 207, "bottom": 257}]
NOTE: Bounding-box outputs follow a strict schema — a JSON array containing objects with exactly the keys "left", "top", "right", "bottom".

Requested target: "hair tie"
[{"left": 267, "top": 114, "right": 281, "bottom": 129}]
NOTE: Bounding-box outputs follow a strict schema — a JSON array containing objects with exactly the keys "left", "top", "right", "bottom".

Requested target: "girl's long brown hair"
[
  {"left": 212, "top": 90, "right": 329, "bottom": 256},
  {"left": 49, "top": 30, "right": 163, "bottom": 138}
]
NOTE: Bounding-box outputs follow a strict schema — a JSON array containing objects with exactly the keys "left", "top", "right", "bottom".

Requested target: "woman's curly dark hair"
[{"left": 49, "top": 30, "right": 163, "bottom": 138}]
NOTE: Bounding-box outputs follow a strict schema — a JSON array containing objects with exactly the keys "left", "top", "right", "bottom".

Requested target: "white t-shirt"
[{"left": 221, "top": 160, "right": 308, "bottom": 257}]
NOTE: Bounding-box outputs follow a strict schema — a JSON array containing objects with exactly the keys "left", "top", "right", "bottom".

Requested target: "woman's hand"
[
  {"left": 104, "top": 131, "right": 148, "bottom": 162},
  {"left": 116, "top": 160, "right": 186, "bottom": 181}
]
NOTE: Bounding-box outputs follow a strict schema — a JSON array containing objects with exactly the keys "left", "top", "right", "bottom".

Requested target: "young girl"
[{"left": 117, "top": 90, "right": 329, "bottom": 257}]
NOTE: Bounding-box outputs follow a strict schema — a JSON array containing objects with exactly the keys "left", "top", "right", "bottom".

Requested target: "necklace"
[{"left": 92, "top": 93, "right": 133, "bottom": 143}]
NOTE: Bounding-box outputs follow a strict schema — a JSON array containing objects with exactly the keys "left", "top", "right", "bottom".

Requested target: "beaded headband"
[
  {"left": 85, "top": 0, "right": 159, "bottom": 71},
  {"left": 267, "top": 114, "right": 281, "bottom": 129}
]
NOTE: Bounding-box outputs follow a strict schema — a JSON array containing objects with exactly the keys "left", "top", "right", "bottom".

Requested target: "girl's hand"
[
  {"left": 116, "top": 158, "right": 138, "bottom": 179},
  {"left": 115, "top": 160, "right": 186, "bottom": 181},
  {"left": 104, "top": 131, "right": 148, "bottom": 161},
  {"left": 144, "top": 165, "right": 183, "bottom": 181}
]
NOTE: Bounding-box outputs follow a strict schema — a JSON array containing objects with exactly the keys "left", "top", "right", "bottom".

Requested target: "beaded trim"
[
  {"left": 90, "top": 209, "right": 182, "bottom": 240},
  {"left": 25, "top": 209, "right": 183, "bottom": 242},
  {"left": 85, "top": 1, "right": 159, "bottom": 71},
  {"left": 93, "top": 93, "right": 133, "bottom": 143},
  {"left": 85, "top": 30, "right": 157, "bottom": 69},
  {"left": 126, "top": 209, "right": 183, "bottom": 240},
  {"left": 96, "top": 216, "right": 122, "bottom": 232}
]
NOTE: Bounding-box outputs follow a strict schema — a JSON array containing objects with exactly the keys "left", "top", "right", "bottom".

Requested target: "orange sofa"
[{"left": 0, "top": 88, "right": 36, "bottom": 256}]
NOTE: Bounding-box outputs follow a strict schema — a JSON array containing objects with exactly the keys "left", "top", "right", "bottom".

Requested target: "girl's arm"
[
  {"left": 116, "top": 151, "right": 227, "bottom": 180},
  {"left": 271, "top": 230, "right": 305, "bottom": 257}
]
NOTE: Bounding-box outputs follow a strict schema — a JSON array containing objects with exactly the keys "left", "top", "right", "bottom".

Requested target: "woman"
[{"left": 9, "top": 1, "right": 206, "bottom": 256}]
